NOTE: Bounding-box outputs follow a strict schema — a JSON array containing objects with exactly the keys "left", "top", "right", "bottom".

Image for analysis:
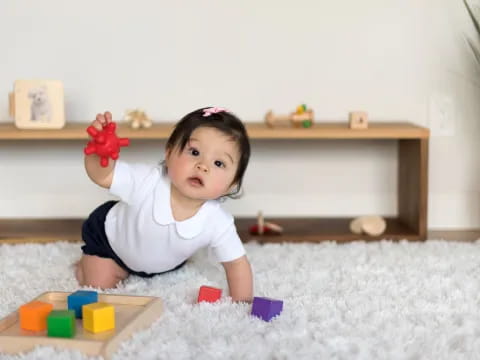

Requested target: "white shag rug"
[{"left": 1, "top": 240, "right": 480, "bottom": 360}]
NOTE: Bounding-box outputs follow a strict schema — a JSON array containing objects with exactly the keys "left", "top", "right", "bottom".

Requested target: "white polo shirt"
[{"left": 104, "top": 161, "right": 246, "bottom": 274}]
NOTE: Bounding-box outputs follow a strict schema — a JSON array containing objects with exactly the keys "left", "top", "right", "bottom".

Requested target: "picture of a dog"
[{"left": 28, "top": 86, "right": 51, "bottom": 122}]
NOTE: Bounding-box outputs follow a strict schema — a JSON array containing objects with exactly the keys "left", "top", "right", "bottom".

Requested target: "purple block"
[{"left": 251, "top": 296, "right": 283, "bottom": 322}]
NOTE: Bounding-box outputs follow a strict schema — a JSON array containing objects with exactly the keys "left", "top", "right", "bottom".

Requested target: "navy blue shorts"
[{"left": 81, "top": 200, "right": 186, "bottom": 278}]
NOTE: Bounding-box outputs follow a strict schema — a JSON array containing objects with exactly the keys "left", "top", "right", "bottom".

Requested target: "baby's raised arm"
[{"left": 84, "top": 112, "right": 115, "bottom": 189}]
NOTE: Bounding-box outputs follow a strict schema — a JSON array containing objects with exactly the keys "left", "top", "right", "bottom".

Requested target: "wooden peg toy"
[{"left": 249, "top": 211, "right": 283, "bottom": 235}]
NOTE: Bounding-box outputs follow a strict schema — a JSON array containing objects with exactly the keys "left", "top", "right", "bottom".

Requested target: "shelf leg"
[{"left": 398, "top": 138, "right": 429, "bottom": 240}]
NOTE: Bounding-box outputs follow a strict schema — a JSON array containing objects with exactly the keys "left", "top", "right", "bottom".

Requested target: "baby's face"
[{"left": 166, "top": 127, "right": 240, "bottom": 202}]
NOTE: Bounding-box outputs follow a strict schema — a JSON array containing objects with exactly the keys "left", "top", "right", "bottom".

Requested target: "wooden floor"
[{"left": 0, "top": 218, "right": 479, "bottom": 244}]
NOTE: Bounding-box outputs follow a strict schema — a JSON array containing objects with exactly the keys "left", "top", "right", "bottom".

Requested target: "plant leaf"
[
  {"left": 466, "top": 36, "right": 480, "bottom": 66},
  {"left": 464, "top": 0, "right": 480, "bottom": 36}
]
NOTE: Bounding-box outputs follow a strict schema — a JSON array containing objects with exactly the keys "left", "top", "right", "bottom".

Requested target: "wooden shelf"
[
  {"left": 0, "top": 122, "right": 429, "bottom": 140},
  {"left": 2, "top": 218, "right": 478, "bottom": 245},
  {"left": 0, "top": 121, "right": 429, "bottom": 243},
  {"left": 0, "top": 219, "right": 83, "bottom": 243},
  {"left": 0, "top": 217, "right": 422, "bottom": 244}
]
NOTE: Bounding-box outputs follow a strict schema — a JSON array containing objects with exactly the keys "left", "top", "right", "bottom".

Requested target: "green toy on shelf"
[{"left": 265, "top": 104, "right": 314, "bottom": 128}]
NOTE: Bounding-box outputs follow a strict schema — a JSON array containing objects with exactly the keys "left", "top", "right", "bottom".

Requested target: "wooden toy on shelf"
[
  {"left": 84, "top": 121, "right": 130, "bottom": 167},
  {"left": 251, "top": 296, "right": 283, "bottom": 322},
  {"left": 124, "top": 109, "right": 152, "bottom": 129},
  {"left": 265, "top": 104, "right": 314, "bottom": 128},
  {"left": 349, "top": 111, "right": 368, "bottom": 129},
  {"left": 349, "top": 215, "right": 386, "bottom": 236},
  {"left": 9, "top": 79, "right": 66, "bottom": 130},
  {"left": 197, "top": 286, "right": 222, "bottom": 303},
  {"left": 249, "top": 211, "right": 283, "bottom": 235}
]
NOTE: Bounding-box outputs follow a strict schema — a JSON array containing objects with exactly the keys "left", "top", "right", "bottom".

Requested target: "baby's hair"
[{"left": 165, "top": 107, "right": 251, "bottom": 199}]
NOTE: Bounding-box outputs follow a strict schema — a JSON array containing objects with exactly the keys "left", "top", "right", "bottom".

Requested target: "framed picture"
[{"left": 11, "top": 79, "right": 65, "bottom": 129}]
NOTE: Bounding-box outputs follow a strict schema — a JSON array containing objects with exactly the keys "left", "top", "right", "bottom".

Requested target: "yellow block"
[{"left": 82, "top": 302, "right": 115, "bottom": 333}]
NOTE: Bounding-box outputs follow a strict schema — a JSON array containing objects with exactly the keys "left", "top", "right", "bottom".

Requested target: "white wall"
[{"left": 1, "top": 0, "right": 479, "bottom": 229}]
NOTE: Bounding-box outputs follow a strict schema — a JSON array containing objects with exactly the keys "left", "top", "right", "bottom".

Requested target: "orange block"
[{"left": 19, "top": 301, "right": 54, "bottom": 331}]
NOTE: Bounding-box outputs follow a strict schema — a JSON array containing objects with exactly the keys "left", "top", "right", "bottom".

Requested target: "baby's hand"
[{"left": 91, "top": 111, "right": 113, "bottom": 132}]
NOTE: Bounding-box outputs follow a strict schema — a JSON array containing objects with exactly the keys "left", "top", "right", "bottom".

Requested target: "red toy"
[
  {"left": 197, "top": 286, "right": 222, "bottom": 303},
  {"left": 249, "top": 211, "right": 283, "bottom": 235},
  {"left": 84, "top": 122, "right": 130, "bottom": 167}
]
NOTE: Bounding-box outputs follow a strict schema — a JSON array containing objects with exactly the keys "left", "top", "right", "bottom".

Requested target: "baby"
[{"left": 76, "top": 107, "right": 253, "bottom": 302}]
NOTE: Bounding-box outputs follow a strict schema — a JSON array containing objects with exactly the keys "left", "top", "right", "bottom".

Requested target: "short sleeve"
[
  {"left": 109, "top": 160, "right": 156, "bottom": 204},
  {"left": 210, "top": 223, "right": 246, "bottom": 263}
]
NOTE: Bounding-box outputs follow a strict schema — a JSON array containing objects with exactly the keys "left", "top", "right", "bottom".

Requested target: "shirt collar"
[{"left": 153, "top": 172, "right": 218, "bottom": 239}]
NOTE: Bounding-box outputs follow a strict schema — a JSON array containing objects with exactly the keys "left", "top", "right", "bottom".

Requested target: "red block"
[{"left": 197, "top": 286, "right": 222, "bottom": 303}]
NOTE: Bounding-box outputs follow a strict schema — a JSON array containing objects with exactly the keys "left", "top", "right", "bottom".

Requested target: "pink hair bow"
[{"left": 203, "top": 107, "right": 228, "bottom": 117}]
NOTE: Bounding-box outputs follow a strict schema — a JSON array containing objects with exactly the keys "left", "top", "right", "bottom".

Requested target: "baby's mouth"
[{"left": 188, "top": 176, "right": 203, "bottom": 186}]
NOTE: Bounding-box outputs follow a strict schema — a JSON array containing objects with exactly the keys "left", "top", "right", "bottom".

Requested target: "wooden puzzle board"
[{"left": 0, "top": 291, "right": 163, "bottom": 359}]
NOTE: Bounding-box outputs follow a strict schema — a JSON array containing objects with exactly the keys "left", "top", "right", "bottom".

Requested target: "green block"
[{"left": 47, "top": 310, "right": 76, "bottom": 338}]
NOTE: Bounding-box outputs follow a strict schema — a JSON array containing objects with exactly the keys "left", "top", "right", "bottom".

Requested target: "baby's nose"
[{"left": 196, "top": 163, "right": 208, "bottom": 173}]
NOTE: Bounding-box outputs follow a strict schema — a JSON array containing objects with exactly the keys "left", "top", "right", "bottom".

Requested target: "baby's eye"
[
  {"left": 214, "top": 160, "right": 225, "bottom": 168},
  {"left": 188, "top": 148, "right": 199, "bottom": 156}
]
